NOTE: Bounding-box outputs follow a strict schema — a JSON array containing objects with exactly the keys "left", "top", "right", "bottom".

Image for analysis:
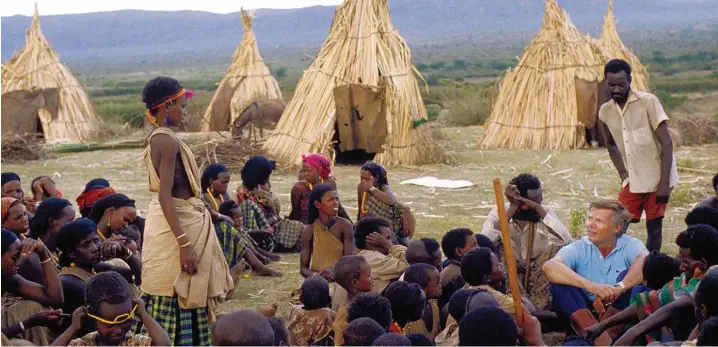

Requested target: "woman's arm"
[
  {"left": 299, "top": 225, "right": 315, "bottom": 278},
  {"left": 373, "top": 185, "right": 397, "bottom": 206},
  {"left": 289, "top": 183, "right": 305, "bottom": 222},
  {"left": 16, "top": 240, "right": 64, "bottom": 306}
]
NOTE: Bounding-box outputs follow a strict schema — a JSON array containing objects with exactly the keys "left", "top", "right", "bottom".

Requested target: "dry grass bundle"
[
  {"left": 599, "top": 0, "right": 650, "bottom": 92},
  {"left": 1, "top": 133, "right": 53, "bottom": 163},
  {"left": 1, "top": 5, "right": 100, "bottom": 144},
  {"left": 672, "top": 115, "right": 718, "bottom": 146},
  {"left": 263, "top": 0, "right": 451, "bottom": 167},
  {"left": 480, "top": 0, "right": 608, "bottom": 149},
  {"left": 191, "top": 138, "right": 295, "bottom": 174},
  {"left": 200, "top": 9, "right": 283, "bottom": 132}
]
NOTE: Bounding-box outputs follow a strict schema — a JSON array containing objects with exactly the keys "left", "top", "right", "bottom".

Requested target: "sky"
[{"left": 1, "top": 0, "right": 344, "bottom": 16}]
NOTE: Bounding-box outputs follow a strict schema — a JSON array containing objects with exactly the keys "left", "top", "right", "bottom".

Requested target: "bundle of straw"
[
  {"left": 599, "top": 0, "right": 650, "bottom": 92},
  {"left": 263, "top": 0, "right": 450, "bottom": 167},
  {"left": 191, "top": 138, "right": 294, "bottom": 174},
  {"left": 1, "top": 5, "right": 100, "bottom": 144},
  {"left": 480, "top": 0, "right": 608, "bottom": 150},
  {"left": 1, "top": 133, "right": 53, "bottom": 163},
  {"left": 201, "top": 9, "right": 283, "bottom": 132}
]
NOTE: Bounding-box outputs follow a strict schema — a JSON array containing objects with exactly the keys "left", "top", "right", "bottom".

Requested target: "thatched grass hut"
[
  {"left": 200, "top": 9, "right": 283, "bottom": 133},
  {"left": 480, "top": 0, "right": 608, "bottom": 149},
  {"left": 599, "top": 0, "right": 650, "bottom": 92},
  {"left": 1, "top": 5, "right": 100, "bottom": 143},
  {"left": 263, "top": 0, "right": 450, "bottom": 166}
]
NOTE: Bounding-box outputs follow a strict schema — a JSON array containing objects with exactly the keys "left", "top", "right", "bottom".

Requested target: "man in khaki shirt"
[
  {"left": 481, "top": 174, "right": 572, "bottom": 309},
  {"left": 598, "top": 59, "right": 678, "bottom": 252},
  {"left": 354, "top": 217, "right": 409, "bottom": 294}
]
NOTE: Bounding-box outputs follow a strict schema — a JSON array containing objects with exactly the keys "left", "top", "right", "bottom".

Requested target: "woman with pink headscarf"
[{"left": 289, "top": 154, "right": 351, "bottom": 224}]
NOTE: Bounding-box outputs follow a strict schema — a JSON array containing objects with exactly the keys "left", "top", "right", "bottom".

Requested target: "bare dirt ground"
[{"left": 4, "top": 125, "right": 716, "bottom": 332}]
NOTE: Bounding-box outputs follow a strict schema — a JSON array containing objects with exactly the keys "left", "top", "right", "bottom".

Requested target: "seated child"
[
  {"left": 343, "top": 318, "right": 386, "bottom": 347},
  {"left": 211, "top": 309, "right": 275, "bottom": 346},
  {"left": 372, "top": 333, "right": 411, "bottom": 346},
  {"left": 355, "top": 217, "right": 409, "bottom": 294},
  {"left": 435, "top": 289, "right": 477, "bottom": 346},
  {"left": 347, "top": 293, "right": 393, "bottom": 332},
  {"left": 51, "top": 271, "right": 170, "bottom": 346},
  {"left": 403, "top": 263, "right": 442, "bottom": 339},
  {"left": 406, "top": 333, "right": 435, "bottom": 346},
  {"left": 333, "top": 255, "right": 374, "bottom": 346},
  {"left": 383, "top": 281, "right": 426, "bottom": 335},
  {"left": 439, "top": 229, "right": 477, "bottom": 309},
  {"left": 268, "top": 317, "right": 289, "bottom": 346},
  {"left": 458, "top": 306, "right": 518, "bottom": 346},
  {"left": 406, "top": 238, "right": 443, "bottom": 270},
  {"left": 288, "top": 275, "right": 336, "bottom": 346}
]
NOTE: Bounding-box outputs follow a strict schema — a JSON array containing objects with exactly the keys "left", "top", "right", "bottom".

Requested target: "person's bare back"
[{"left": 150, "top": 133, "right": 193, "bottom": 200}]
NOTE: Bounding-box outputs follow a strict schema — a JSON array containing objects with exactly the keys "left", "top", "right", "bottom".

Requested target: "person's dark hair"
[
  {"left": 675, "top": 225, "right": 718, "bottom": 268},
  {"left": 373, "top": 333, "right": 411, "bottom": 346},
  {"left": 118, "top": 224, "right": 142, "bottom": 248},
  {"left": 713, "top": 172, "right": 718, "bottom": 193},
  {"left": 448, "top": 289, "right": 478, "bottom": 322},
  {"left": 85, "top": 271, "right": 131, "bottom": 315},
  {"left": 509, "top": 173, "right": 541, "bottom": 198},
  {"left": 87, "top": 193, "right": 135, "bottom": 224},
  {"left": 695, "top": 270, "right": 718, "bottom": 318},
  {"left": 685, "top": 207, "right": 718, "bottom": 231},
  {"left": 142, "top": 76, "right": 184, "bottom": 116},
  {"left": 459, "top": 306, "right": 518, "bottom": 346},
  {"left": 56, "top": 218, "right": 98, "bottom": 267},
  {"left": 384, "top": 281, "right": 425, "bottom": 326},
  {"left": 218, "top": 200, "right": 239, "bottom": 218},
  {"left": 421, "top": 237, "right": 440, "bottom": 255},
  {"left": 211, "top": 310, "right": 274, "bottom": 346},
  {"left": 563, "top": 335, "right": 594, "bottom": 346},
  {"left": 1, "top": 172, "right": 21, "bottom": 187},
  {"left": 344, "top": 317, "right": 386, "bottom": 346},
  {"left": 2, "top": 228, "right": 19, "bottom": 255},
  {"left": 300, "top": 275, "right": 331, "bottom": 310},
  {"left": 334, "top": 255, "right": 367, "bottom": 291},
  {"left": 642, "top": 251, "right": 681, "bottom": 290},
  {"left": 698, "top": 315, "right": 718, "bottom": 346},
  {"left": 307, "top": 183, "right": 335, "bottom": 224},
  {"left": 83, "top": 179, "right": 110, "bottom": 193},
  {"left": 266, "top": 317, "right": 289, "bottom": 346},
  {"left": 460, "top": 248, "right": 494, "bottom": 287},
  {"left": 348, "top": 293, "right": 393, "bottom": 331},
  {"left": 604, "top": 59, "right": 632, "bottom": 78},
  {"left": 441, "top": 228, "right": 474, "bottom": 261},
  {"left": 241, "top": 156, "right": 275, "bottom": 190},
  {"left": 404, "top": 263, "right": 437, "bottom": 289},
  {"left": 201, "top": 163, "right": 229, "bottom": 192},
  {"left": 407, "top": 238, "right": 441, "bottom": 266},
  {"left": 406, "top": 333, "right": 435, "bottom": 346},
  {"left": 360, "top": 162, "right": 389, "bottom": 187},
  {"left": 355, "top": 217, "right": 391, "bottom": 249},
  {"left": 29, "top": 198, "right": 72, "bottom": 239},
  {"left": 474, "top": 234, "right": 497, "bottom": 255}
]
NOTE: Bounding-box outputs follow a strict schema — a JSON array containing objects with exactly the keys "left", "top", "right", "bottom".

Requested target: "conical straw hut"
[
  {"left": 1, "top": 5, "right": 100, "bottom": 143},
  {"left": 263, "top": 0, "right": 449, "bottom": 166},
  {"left": 201, "top": 9, "right": 283, "bottom": 132},
  {"left": 480, "top": 0, "right": 608, "bottom": 149},
  {"left": 599, "top": 0, "right": 650, "bottom": 91}
]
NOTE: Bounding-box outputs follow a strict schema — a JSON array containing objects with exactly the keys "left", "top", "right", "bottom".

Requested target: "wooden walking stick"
[{"left": 493, "top": 178, "right": 524, "bottom": 324}]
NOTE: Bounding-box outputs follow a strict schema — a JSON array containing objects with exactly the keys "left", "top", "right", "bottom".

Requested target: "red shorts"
[{"left": 618, "top": 184, "right": 669, "bottom": 222}]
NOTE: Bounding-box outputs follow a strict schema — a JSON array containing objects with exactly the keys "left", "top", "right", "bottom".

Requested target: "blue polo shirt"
[{"left": 556, "top": 235, "right": 647, "bottom": 300}]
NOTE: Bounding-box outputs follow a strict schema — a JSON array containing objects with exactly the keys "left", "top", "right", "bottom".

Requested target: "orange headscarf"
[{"left": 1, "top": 197, "right": 19, "bottom": 222}]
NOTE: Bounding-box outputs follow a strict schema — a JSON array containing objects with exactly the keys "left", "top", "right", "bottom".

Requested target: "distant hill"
[{"left": 2, "top": 0, "right": 717, "bottom": 71}]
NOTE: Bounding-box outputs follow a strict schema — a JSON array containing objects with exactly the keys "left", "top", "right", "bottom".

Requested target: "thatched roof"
[
  {"left": 263, "top": 0, "right": 450, "bottom": 166},
  {"left": 200, "top": 9, "right": 283, "bottom": 132},
  {"left": 599, "top": 0, "right": 650, "bottom": 92},
  {"left": 1, "top": 5, "right": 99, "bottom": 144},
  {"left": 480, "top": 0, "right": 608, "bottom": 150}
]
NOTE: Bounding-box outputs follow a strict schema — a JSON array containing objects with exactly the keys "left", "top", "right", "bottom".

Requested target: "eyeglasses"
[{"left": 86, "top": 304, "right": 137, "bottom": 325}]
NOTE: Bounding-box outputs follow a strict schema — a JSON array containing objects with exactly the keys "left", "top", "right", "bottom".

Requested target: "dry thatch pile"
[
  {"left": 263, "top": 0, "right": 451, "bottom": 167},
  {"left": 480, "top": 0, "right": 608, "bottom": 149},
  {"left": 191, "top": 138, "right": 294, "bottom": 174},
  {"left": 1, "top": 133, "right": 53, "bottom": 163},
  {"left": 200, "top": 9, "right": 283, "bottom": 132},
  {"left": 1, "top": 5, "right": 100, "bottom": 144},
  {"left": 599, "top": 0, "right": 650, "bottom": 92}
]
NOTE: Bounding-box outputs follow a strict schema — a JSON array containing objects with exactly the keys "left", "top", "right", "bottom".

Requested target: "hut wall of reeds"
[
  {"left": 263, "top": 0, "right": 448, "bottom": 166},
  {"left": 201, "top": 10, "right": 283, "bottom": 132},
  {"left": 1, "top": 6, "right": 100, "bottom": 144},
  {"left": 480, "top": 0, "right": 608, "bottom": 150},
  {"left": 599, "top": 0, "right": 650, "bottom": 92}
]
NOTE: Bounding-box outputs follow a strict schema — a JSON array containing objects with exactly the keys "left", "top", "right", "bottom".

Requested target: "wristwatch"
[{"left": 615, "top": 281, "right": 626, "bottom": 291}]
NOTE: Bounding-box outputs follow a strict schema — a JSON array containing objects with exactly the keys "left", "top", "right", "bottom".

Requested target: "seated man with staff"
[
  {"left": 543, "top": 199, "right": 648, "bottom": 345},
  {"left": 482, "top": 173, "right": 572, "bottom": 310}
]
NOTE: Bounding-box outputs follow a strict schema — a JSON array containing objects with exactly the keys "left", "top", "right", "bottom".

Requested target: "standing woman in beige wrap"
[{"left": 135, "top": 77, "right": 233, "bottom": 346}]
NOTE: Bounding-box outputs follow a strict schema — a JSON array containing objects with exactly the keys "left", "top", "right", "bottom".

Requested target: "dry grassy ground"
[{"left": 4, "top": 126, "right": 716, "bottom": 329}]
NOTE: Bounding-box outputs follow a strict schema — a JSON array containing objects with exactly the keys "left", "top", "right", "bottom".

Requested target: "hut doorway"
[
  {"left": 1, "top": 88, "right": 58, "bottom": 139},
  {"left": 333, "top": 84, "right": 387, "bottom": 164}
]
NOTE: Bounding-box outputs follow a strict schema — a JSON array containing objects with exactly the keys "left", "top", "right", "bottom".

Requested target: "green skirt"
[{"left": 134, "top": 293, "right": 211, "bottom": 346}]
